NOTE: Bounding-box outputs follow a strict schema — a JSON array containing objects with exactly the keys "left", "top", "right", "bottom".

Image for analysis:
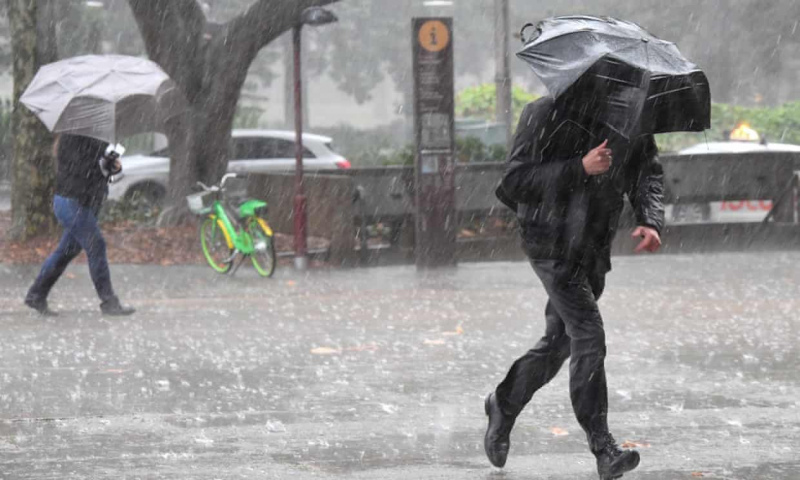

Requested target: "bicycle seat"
[
  {"left": 225, "top": 195, "right": 249, "bottom": 208},
  {"left": 222, "top": 196, "right": 252, "bottom": 220}
]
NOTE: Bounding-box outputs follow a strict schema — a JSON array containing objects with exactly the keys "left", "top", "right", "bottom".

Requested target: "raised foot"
[{"left": 597, "top": 448, "right": 640, "bottom": 480}]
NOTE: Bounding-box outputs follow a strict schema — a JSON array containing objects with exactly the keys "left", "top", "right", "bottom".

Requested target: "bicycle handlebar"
[
  {"left": 220, "top": 173, "right": 238, "bottom": 189},
  {"left": 195, "top": 173, "right": 238, "bottom": 193},
  {"left": 195, "top": 181, "right": 218, "bottom": 192}
]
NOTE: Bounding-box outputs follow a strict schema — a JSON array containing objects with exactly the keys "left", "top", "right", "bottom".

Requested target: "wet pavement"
[{"left": 0, "top": 252, "right": 799, "bottom": 479}]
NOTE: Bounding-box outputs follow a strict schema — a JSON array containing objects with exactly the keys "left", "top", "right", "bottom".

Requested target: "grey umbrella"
[
  {"left": 518, "top": 16, "right": 710, "bottom": 138},
  {"left": 20, "top": 55, "right": 186, "bottom": 143}
]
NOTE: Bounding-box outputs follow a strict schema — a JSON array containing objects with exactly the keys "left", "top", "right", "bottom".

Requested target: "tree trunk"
[
  {"left": 7, "top": 0, "right": 57, "bottom": 240},
  {"left": 158, "top": 36, "right": 251, "bottom": 224},
  {"left": 128, "top": 0, "right": 339, "bottom": 226}
]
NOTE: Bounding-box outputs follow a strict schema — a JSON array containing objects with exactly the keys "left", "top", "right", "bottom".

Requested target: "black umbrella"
[{"left": 517, "top": 15, "right": 711, "bottom": 139}]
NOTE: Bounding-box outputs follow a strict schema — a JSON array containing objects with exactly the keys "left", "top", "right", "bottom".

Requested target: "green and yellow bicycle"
[{"left": 186, "top": 173, "right": 276, "bottom": 277}]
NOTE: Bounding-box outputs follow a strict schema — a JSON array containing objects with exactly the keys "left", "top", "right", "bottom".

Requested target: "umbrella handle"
[{"left": 520, "top": 23, "right": 537, "bottom": 44}]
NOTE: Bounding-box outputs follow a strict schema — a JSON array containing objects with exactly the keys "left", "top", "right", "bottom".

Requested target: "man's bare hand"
[
  {"left": 109, "top": 158, "right": 122, "bottom": 175},
  {"left": 582, "top": 140, "right": 613, "bottom": 176},
  {"left": 632, "top": 226, "right": 661, "bottom": 253}
]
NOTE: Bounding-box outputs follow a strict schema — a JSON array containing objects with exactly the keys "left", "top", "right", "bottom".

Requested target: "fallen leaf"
[
  {"left": 287, "top": 280, "right": 297, "bottom": 286},
  {"left": 442, "top": 325, "right": 464, "bottom": 336},
  {"left": 621, "top": 440, "right": 651, "bottom": 448},
  {"left": 549, "top": 427, "right": 569, "bottom": 436},
  {"left": 310, "top": 347, "right": 340, "bottom": 355},
  {"left": 345, "top": 344, "right": 379, "bottom": 352},
  {"left": 691, "top": 473, "right": 704, "bottom": 477},
  {"left": 65, "top": 272, "right": 76, "bottom": 279},
  {"left": 424, "top": 339, "right": 446, "bottom": 345}
]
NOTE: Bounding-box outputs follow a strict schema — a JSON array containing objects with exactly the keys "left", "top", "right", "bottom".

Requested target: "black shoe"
[
  {"left": 484, "top": 392, "right": 515, "bottom": 468},
  {"left": 24, "top": 297, "right": 58, "bottom": 317},
  {"left": 595, "top": 434, "right": 640, "bottom": 480},
  {"left": 100, "top": 299, "right": 136, "bottom": 316}
]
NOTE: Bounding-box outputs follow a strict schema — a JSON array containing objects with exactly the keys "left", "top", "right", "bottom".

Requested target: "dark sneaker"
[
  {"left": 595, "top": 434, "right": 640, "bottom": 480},
  {"left": 24, "top": 297, "right": 58, "bottom": 317},
  {"left": 484, "top": 392, "right": 515, "bottom": 468},
  {"left": 100, "top": 299, "right": 136, "bottom": 316}
]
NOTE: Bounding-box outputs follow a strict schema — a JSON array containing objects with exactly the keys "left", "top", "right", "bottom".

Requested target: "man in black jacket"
[{"left": 484, "top": 96, "right": 664, "bottom": 480}]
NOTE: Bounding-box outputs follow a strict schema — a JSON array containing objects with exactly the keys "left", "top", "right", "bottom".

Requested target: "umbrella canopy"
[
  {"left": 518, "top": 15, "right": 710, "bottom": 138},
  {"left": 20, "top": 55, "right": 186, "bottom": 144}
]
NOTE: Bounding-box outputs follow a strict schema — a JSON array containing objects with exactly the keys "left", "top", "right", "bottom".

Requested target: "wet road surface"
[{"left": 1, "top": 252, "right": 799, "bottom": 479}]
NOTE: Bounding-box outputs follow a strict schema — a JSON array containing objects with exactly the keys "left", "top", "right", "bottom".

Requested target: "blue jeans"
[{"left": 27, "top": 195, "right": 116, "bottom": 303}]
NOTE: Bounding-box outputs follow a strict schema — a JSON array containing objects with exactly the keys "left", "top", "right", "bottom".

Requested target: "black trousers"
[{"left": 495, "top": 258, "right": 610, "bottom": 452}]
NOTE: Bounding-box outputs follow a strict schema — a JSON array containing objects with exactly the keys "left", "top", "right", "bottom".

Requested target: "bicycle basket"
[{"left": 186, "top": 191, "right": 216, "bottom": 215}]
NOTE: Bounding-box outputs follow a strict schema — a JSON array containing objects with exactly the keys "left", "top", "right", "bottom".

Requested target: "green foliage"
[
  {"left": 378, "top": 145, "right": 414, "bottom": 166},
  {"left": 655, "top": 101, "right": 800, "bottom": 153},
  {"left": 233, "top": 105, "right": 266, "bottom": 129},
  {"left": 120, "top": 132, "right": 155, "bottom": 156},
  {"left": 456, "top": 84, "right": 539, "bottom": 124},
  {"left": 100, "top": 196, "right": 161, "bottom": 226},
  {"left": 53, "top": 0, "right": 145, "bottom": 57},
  {"left": 456, "top": 136, "right": 506, "bottom": 163},
  {"left": 710, "top": 102, "right": 800, "bottom": 144},
  {"left": 487, "top": 143, "right": 508, "bottom": 163}
]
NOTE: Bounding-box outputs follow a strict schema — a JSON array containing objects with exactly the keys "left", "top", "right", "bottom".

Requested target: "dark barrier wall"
[
  {"left": 248, "top": 151, "right": 800, "bottom": 263},
  {"left": 247, "top": 173, "right": 358, "bottom": 266}
]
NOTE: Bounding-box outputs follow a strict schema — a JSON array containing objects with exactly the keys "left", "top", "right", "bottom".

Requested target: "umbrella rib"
[
  {"left": 55, "top": 78, "right": 79, "bottom": 95},
  {"left": 650, "top": 46, "right": 687, "bottom": 72},
  {"left": 75, "top": 71, "right": 113, "bottom": 96},
  {"left": 591, "top": 73, "right": 642, "bottom": 88},
  {"left": 110, "top": 100, "right": 116, "bottom": 144},
  {"left": 527, "top": 29, "right": 639, "bottom": 56},
  {"left": 527, "top": 27, "right": 594, "bottom": 45},
  {"left": 647, "top": 85, "right": 695, "bottom": 99}
]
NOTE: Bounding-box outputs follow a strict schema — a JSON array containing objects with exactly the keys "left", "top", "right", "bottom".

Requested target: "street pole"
[
  {"left": 413, "top": 18, "right": 456, "bottom": 268},
  {"left": 494, "top": 0, "right": 512, "bottom": 149},
  {"left": 292, "top": 25, "right": 309, "bottom": 271}
]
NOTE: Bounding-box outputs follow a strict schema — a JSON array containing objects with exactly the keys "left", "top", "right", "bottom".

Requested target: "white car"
[
  {"left": 109, "top": 129, "right": 350, "bottom": 204},
  {"left": 667, "top": 140, "right": 800, "bottom": 225},
  {"left": 678, "top": 141, "right": 800, "bottom": 155}
]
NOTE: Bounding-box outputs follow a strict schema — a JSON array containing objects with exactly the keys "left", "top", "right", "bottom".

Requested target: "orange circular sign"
[{"left": 418, "top": 20, "right": 450, "bottom": 52}]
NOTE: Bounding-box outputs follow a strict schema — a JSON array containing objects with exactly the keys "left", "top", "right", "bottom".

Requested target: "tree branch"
[
  {"left": 227, "top": 0, "right": 339, "bottom": 60},
  {"left": 127, "top": 0, "right": 207, "bottom": 101}
]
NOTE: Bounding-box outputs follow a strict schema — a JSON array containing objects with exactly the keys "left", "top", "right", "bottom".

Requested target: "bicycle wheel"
[
  {"left": 200, "top": 217, "right": 234, "bottom": 273},
  {"left": 247, "top": 217, "right": 276, "bottom": 277}
]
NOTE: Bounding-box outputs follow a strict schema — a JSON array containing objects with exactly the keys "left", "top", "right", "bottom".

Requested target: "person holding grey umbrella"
[
  {"left": 25, "top": 134, "right": 135, "bottom": 316},
  {"left": 19, "top": 55, "right": 186, "bottom": 316},
  {"left": 484, "top": 15, "right": 709, "bottom": 480}
]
